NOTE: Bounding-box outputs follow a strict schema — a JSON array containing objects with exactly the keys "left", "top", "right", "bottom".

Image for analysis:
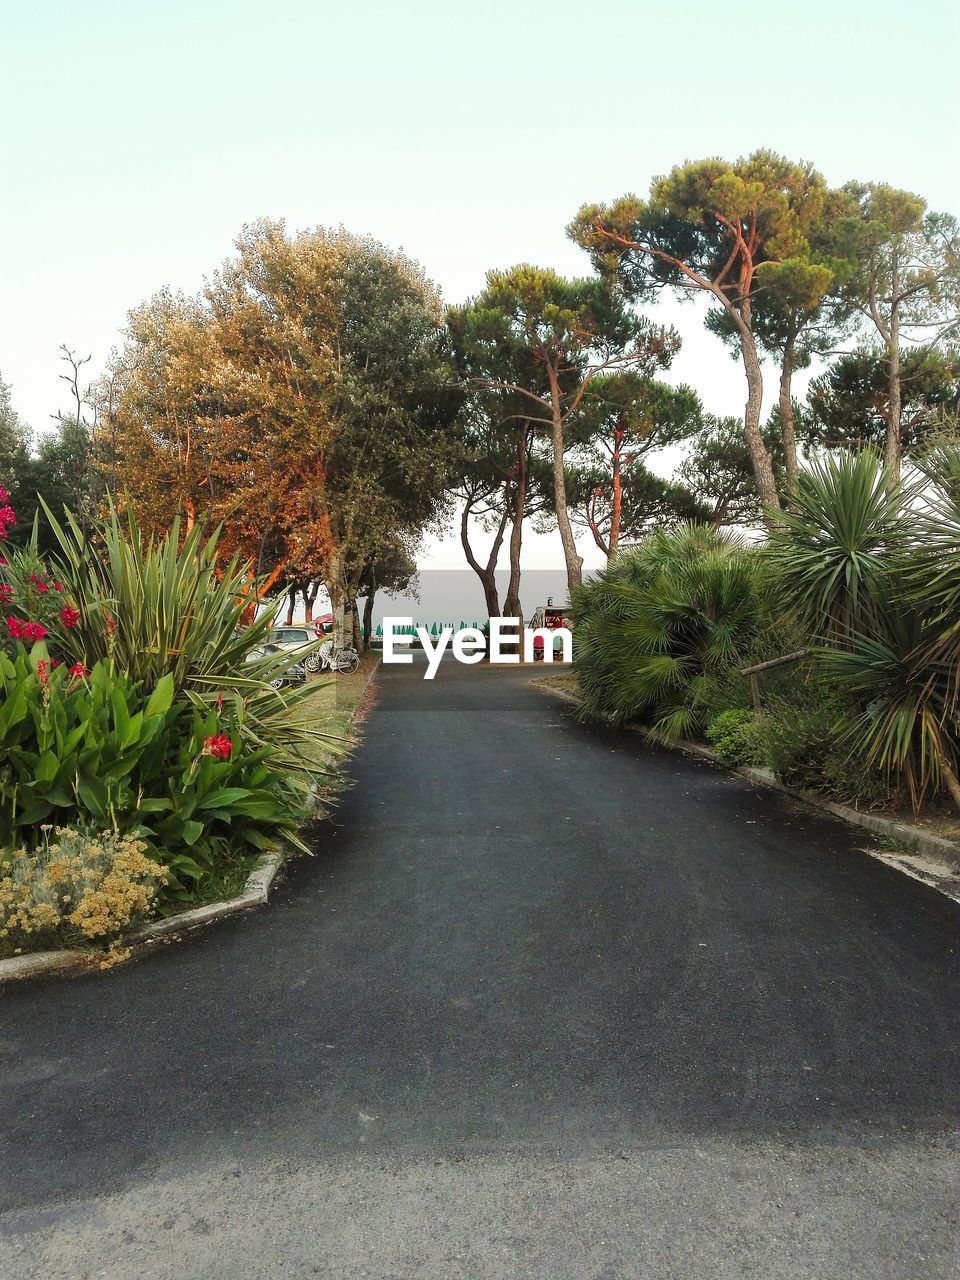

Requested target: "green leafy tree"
[
  {"left": 676, "top": 415, "right": 784, "bottom": 528},
  {"left": 566, "top": 459, "right": 707, "bottom": 558},
  {"left": 837, "top": 184, "right": 960, "bottom": 487},
  {"left": 450, "top": 265, "right": 678, "bottom": 594},
  {"left": 800, "top": 346, "right": 960, "bottom": 453},
  {"left": 570, "top": 151, "right": 836, "bottom": 520},
  {"left": 564, "top": 372, "right": 701, "bottom": 558},
  {"left": 704, "top": 186, "right": 859, "bottom": 498},
  {"left": 358, "top": 541, "right": 418, "bottom": 647}
]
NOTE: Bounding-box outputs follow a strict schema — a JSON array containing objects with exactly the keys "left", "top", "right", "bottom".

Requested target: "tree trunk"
[
  {"left": 547, "top": 363, "right": 582, "bottom": 594},
  {"left": 609, "top": 429, "right": 623, "bottom": 556},
  {"left": 460, "top": 495, "right": 507, "bottom": 619},
  {"left": 503, "top": 429, "right": 528, "bottom": 623},
  {"left": 304, "top": 583, "right": 319, "bottom": 625},
  {"left": 327, "top": 546, "right": 346, "bottom": 648},
  {"left": 885, "top": 306, "right": 902, "bottom": 492},
  {"left": 740, "top": 333, "right": 781, "bottom": 523},
  {"left": 362, "top": 589, "right": 375, "bottom": 647},
  {"left": 350, "top": 601, "right": 362, "bottom": 651},
  {"left": 779, "top": 335, "right": 799, "bottom": 503},
  {"left": 284, "top": 585, "right": 297, "bottom": 626}
]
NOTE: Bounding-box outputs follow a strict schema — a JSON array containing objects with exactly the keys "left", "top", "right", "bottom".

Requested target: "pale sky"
[{"left": 2, "top": 0, "right": 958, "bottom": 581}]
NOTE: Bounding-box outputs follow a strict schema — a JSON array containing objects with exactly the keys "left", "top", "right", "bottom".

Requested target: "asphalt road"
[{"left": 2, "top": 658, "right": 958, "bottom": 1279}]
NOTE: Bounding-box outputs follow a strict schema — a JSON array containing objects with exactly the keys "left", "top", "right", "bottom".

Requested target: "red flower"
[
  {"left": 216, "top": 692, "right": 224, "bottom": 712},
  {"left": 36, "top": 582, "right": 48, "bottom": 593},
  {"left": 36, "top": 660, "right": 48, "bottom": 686},
  {"left": 59, "top": 604, "right": 80, "bottom": 628},
  {"left": 0, "top": 505, "right": 15, "bottom": 533},
  {"left": 20, "top": 621, "right": 47, "bottom": 643},
  {"left": 0, "top": 584, "right": 12, "bottom": 602},
  {"left": 68, "top": 662, "right": 88, "bottom": 678},
  {"left": 103, "top": 610, "right": 116, "bottom": 636},
  {"left": 53, "top": 581, "right": 63, "bottom": 592},
  {"left": 203, "top": 733, "right": 232, "bottom": 760},
  {"left": 5, "top": 616, "right": 21, "bottom": 639}
]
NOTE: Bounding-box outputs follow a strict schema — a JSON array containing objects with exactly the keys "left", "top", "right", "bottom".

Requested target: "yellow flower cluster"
[{"left": 0, "top": 828, "right": 166, "bottom": 951}]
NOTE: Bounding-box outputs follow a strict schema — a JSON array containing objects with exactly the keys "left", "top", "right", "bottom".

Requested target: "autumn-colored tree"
[
  {"left": 570, "top": 151, "right": 836, "bottom": 521},
  {"left": 104, "top": 222, "right": 456, "bottom": 631}
]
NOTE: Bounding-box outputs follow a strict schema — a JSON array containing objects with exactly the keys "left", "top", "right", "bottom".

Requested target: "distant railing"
[{"left": 739, "top": 650, "right": 808, "bottom": 710}]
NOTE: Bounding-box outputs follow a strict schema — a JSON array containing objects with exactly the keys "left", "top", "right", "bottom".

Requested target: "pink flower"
[
  {"left": 59, "top": 604, "right": 80, "bottom": 628},
  {"left": 203, "top": 733, "right": 232, "bottom": 760}
]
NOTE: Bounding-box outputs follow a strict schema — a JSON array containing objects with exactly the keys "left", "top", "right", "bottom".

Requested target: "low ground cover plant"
[
  {"left": 704, "top": 709, "right": 762, "bottom": 766},
  {"left": 0, "top": 826, "right": 165, "bottom": 959}
]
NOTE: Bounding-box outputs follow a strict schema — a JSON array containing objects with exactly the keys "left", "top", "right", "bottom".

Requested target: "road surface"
[{"left": 1, "top": 659, "right": 958, "bottom": 1278}]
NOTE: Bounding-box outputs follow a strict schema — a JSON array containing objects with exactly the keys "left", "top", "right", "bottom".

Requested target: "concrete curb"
[
  {"left": 0, "top": 660, "right": 382, "bottom": 987},
  {"left": 534, "top": 678, "right": 960, "bottom": 901}
]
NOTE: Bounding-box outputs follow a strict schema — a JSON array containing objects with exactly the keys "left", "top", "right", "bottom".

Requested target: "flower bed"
[{"left": 0, "top": 491, "right": 339, "bottom": 961}]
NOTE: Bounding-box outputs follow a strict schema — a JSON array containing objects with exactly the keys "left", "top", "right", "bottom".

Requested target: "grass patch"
[{"left": 532, "top": 670, "right": 580, "bottom": 697}]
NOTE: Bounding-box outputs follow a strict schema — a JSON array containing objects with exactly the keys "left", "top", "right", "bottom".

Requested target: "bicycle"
[{"left": 305, "top": 640, "right": 360, "bottom": 674}]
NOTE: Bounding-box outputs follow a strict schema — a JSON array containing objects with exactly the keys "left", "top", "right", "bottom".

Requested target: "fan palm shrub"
[{"left": 572, "top": 523, "right": 775, "bottom": 741}]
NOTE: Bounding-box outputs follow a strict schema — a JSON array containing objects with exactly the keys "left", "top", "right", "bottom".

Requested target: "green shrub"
[
  {"left": 704, "top": 708, "right": 762, "bottom": 765},
  {"left": 573, "top": 523, "right": 775, "bottom": 742},
  {"left": 752, "top": 679, "right": 890, "bottom": 806}
]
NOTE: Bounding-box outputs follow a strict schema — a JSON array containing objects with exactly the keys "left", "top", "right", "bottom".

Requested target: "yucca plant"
[
  {"left": 573, "top": 523, "right": 774, "bottom": 740},
  {"left": 820, "top": 600, "right": 960, "bottom": 812},
  {"left": 36, "top": 501, "right": 340, "bottom": 786},
  {"left": 769, "top": 447, "right": 960, "bottom": 813},
  {"left": 907, "top": 444, "right": 960, "bottom": 701},
  {"left": 766, "top": 449, "right": 908, "bottom": 645}
]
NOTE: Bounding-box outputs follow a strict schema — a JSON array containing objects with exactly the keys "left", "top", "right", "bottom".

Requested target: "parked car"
[
  {"left": 268, "top": 626, "right": 315, "bottom": 655},
  {"left": 244, "top": 642, "right": 306, "bottom": 689}
]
